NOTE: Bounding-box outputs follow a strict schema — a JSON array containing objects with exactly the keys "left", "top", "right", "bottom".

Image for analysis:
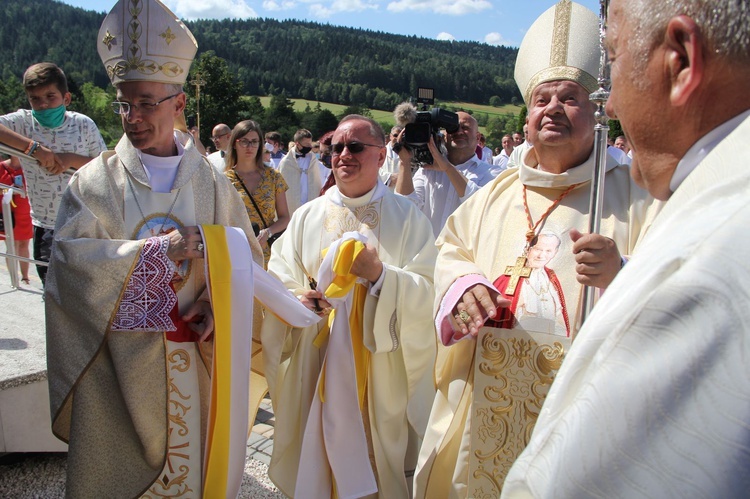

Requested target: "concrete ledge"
[
  {"left": 0, "top": 248, "right": 65, "bottom": 452},
  {"left": 0, "top": 380, "right": 67, "bottom": 452}
]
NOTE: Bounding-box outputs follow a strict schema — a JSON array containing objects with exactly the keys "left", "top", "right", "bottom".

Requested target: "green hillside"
[
  {"left": 257, "top": 96, "right": 521, "bottom": 132},
  {"left": 1, "top": 0, "right": 522, "bottom": 112}
]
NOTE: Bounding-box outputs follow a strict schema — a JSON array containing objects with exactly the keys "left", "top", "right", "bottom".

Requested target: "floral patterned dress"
[{"left": 226, "top": 167, "right": 288, "bottom": 266}]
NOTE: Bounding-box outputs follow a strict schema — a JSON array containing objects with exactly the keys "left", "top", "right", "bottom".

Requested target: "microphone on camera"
[{"left": 393, "top": 102, "right": 418, "bottom": 128}]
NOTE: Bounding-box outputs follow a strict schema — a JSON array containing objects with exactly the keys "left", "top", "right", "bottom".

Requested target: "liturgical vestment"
[
  {"left": 261, "top": 181, "right": 437, "bottom": 498},
  {"left": 278, "top": 145, "right": 323, "bottom": 215},
  {"left": 502, "top": 112, "right": 750, "bottom": 499},
  {"left": 45, "top": 132, "right": 263, "bottom": 498},
  {"left": 414, "top": 147, "right": 659, "bottom": 498}
]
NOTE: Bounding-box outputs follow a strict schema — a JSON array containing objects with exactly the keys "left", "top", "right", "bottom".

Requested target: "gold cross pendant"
[{"left": 503, "top": 256, "right": 532, "bottom": 295}]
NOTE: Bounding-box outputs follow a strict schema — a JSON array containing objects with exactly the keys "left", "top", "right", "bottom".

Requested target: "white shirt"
[
  {"left": 607, "top": 145, "right": 630, "bottom": 165},
  {"left": 140, "top": 133, "right": 185, "bottom": 193},
  {"left": 297, "top": 153, "right": 312, "bottom": 204},
  {"left": 403, "top": 155, "right": 495, "bottom": 237},
  {"left": 318, "top": 162, "right": 331, "bottom": 185},
  {"left": 492, "top": 150, "right": 511, "bottom": 175},
  {"left": 380, "top": 143, "right": 400, "bottom": 186},
  {"left": 207, "top": 150, "right": 226, "bottom": 172},
  {"left": 481, "top": 146, "right": 493, "bottom": 162}
]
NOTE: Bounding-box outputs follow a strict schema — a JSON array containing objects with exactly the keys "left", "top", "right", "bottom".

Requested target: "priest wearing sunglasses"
[{"left": 261, "top": 114, "right": 438, "bottom": 498}]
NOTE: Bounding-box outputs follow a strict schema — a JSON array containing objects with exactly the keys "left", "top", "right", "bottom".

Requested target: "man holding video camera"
[{"left": 395, "top": 110, "right": 495, "bottom": 237}]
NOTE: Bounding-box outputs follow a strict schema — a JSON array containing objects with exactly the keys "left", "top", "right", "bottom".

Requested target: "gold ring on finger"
[{"left": 459, "top": 310, "right": 471, "bottom": 324}]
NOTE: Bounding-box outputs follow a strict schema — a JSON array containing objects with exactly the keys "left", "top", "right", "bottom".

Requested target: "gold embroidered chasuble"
[
  {"left": 261, "top": 183, "right": 437, "bottom": 498},
  {"left": 414, "top": 148, "right": 660, "bottom": 499},
  {"left": 45, "top": 132, "right": 262, "bottom": 498}
]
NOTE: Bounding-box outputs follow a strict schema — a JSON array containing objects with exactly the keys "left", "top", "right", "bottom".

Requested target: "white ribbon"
[{"left": 295, "top": 231, "right": 378, "bottom": 499}]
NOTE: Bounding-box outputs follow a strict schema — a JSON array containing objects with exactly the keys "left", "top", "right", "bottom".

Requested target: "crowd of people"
[{"left": 0, "top": 0, "right": 748, "bottom": 497}]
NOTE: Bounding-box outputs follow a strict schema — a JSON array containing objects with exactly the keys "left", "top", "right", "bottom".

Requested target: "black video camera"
[{"left": 403, "top": 108, "right": 459, "bottom": 166}]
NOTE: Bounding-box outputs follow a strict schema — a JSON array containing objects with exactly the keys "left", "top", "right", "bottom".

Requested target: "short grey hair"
[
  {"left": 167, "top": 83, "right": 184, "bottom": 95},
  {"left": 627, "top": 0, "right": 750, "bottom": 66}
]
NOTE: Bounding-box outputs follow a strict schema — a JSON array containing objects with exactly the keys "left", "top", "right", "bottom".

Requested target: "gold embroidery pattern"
[
  {"left": 106, "top": 0, "right": 186, "bottom": 81},
  {"left": 160, "top": 27, "right": 176, "bottom": 45},
  {"left": 524, "top": 67, "right": 599, "bottom": 105},
  {"left": 168, "top": 349, "right": 192, "bottom": 438},
  {"left": 550, "top": 0, "right": 572, "bottom": 67},
  {"left": 102, "top": 30, "right": 116, "bottom": 50},
  {"left": 469, "top": 332, "right": 565, "bottom": 497},
  {"left": 322, "top": 203, "right": 380, "bottom": 238},
  {"left": 144, "top": 348, "right": 195, "bottom": 498}
]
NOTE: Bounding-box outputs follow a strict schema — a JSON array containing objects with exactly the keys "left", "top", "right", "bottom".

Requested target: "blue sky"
[{"left": 58, "top": 0, "right": 602, "bottom": 47}]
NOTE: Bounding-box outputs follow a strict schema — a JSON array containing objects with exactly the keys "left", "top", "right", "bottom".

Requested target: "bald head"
[
  {"left": 447, "top": 111, "right": 479, "bottom": 164},
  {"left": 212, "top": 123, "right": 230, "bottom": 136},
  {"left": 211, "top": 123, "right": 231, "bottom": 152}
]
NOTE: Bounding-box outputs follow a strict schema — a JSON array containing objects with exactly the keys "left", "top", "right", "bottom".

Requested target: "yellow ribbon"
[
  {"left": 315, "top": 240, "right": 370, "bottom": 409},
  {"left": 201, "top": 225, "right": 232, "bottom": 498}
]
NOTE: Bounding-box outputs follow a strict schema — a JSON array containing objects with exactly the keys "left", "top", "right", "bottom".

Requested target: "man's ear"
[
  {"left": 63, "top": 92, "right": 72, "bottom": 107},
  {"left": 665, "top": 15, "right": 704, "bottom": 107},
  {"left": 174, "top": 92, "right": 187, "bottom": 115},
  {"left": 377, "top": 144, "right": 387, "bottom": 168}
]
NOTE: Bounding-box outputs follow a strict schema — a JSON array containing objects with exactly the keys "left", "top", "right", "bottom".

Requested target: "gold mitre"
[
  {"left": 97, "top": 0, "right": 198, "bottom": 85},
  {"left": 514, "top": 0, "right": 600, "bottom": 105}
]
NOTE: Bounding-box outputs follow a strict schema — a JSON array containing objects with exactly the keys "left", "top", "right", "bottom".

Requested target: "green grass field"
[
  {"left": 255, "top": 96, "right": 521, "bottom": 130},
  {"left": 446, "top": 101, "right": 522, "bottom": 117}
]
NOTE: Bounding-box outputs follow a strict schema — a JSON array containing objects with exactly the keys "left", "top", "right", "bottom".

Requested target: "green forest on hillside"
[
  {"left": 0, "top": 0, "right": 527, "bottom": 147},
  {"left": 0, "top": 0, "right": 522, "bottom": 108}
]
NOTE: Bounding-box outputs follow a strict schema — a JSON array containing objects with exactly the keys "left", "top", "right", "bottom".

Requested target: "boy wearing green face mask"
[{"left": 0, "top": 62, "right": 107, "bottom": 285}]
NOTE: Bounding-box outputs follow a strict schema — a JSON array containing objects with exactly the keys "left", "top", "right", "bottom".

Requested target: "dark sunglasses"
[{"left": 331, "top": 141, "right": 382, "bottom": 156}]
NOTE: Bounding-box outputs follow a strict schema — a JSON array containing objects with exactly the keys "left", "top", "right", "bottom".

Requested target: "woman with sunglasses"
[{"left": 225, "top": 120, "right": 290, "bottom": 267}]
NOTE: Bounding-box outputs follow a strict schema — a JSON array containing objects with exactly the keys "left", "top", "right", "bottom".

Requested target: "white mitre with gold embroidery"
[
  {"left": 514, "top": 0, "right": 599, "bottom": 105},
  {"left": 98, "top": 0, "right": 197, "bottom": 85}
]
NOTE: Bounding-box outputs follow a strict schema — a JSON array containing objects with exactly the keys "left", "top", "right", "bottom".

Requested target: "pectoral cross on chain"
[{"left": 503, "top": 256, "right": 531, "bottom": 295}]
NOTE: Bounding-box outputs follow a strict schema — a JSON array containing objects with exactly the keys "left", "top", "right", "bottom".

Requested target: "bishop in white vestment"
[{"left": 45, "top": 1, "right": 264, "bottom": 496}]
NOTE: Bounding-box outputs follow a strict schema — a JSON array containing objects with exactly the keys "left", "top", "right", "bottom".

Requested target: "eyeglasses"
[
  {"left": 110, "top": 93, "right": 181, "bottom": 115},
  {"left": 331, "top": 141, "right": 382, "bottom": 156},
  {"left": 236, "top": 138, "right": 261, "bottom": 149},
  {"left": 211, "top": 132, "right": 229, "bottom": 142}
]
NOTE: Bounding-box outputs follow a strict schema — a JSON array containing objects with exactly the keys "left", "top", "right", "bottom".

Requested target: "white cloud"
[
  {"left": 387, "top": 0, "right": 491, "bottom": 15},
  {"left": 484, "top": 32, "right": 510, "bottom": 46},
  {"left": 436, "top": 32, "right": 456, "bottom": 41},
  {"left": 309, "top": 0, "right": 379, "bottom": 18},
  {"left": 263, "top": 0, "right": 297, "bottom": 12},
  {"left": 168, "top": 0, "right": 257, "bottom": 19}
]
